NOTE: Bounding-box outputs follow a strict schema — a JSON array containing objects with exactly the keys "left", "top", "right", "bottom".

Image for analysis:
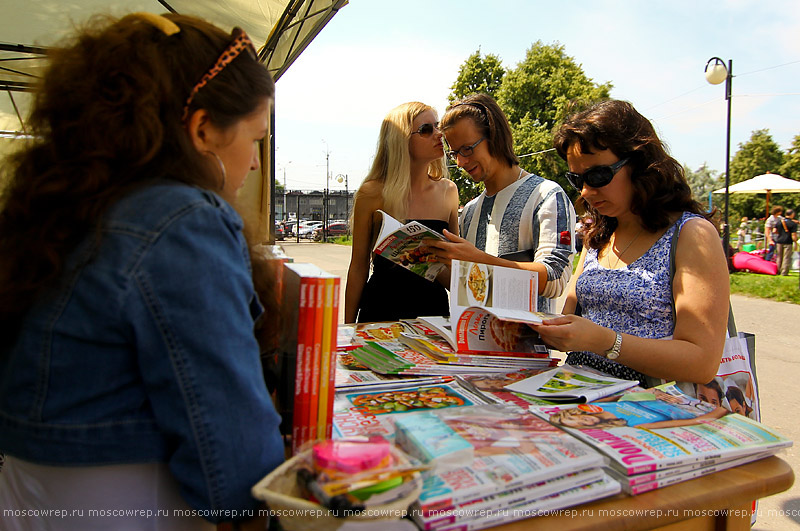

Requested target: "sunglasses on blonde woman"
[{"left": 411, "top": 122, "right": 440, "bottom": 137}]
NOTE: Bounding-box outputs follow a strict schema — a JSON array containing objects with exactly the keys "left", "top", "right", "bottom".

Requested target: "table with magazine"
[{"left": 331, "top": 318, "right": 795, "bottom": 531}]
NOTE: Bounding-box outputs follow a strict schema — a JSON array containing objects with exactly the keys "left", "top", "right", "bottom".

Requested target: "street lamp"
[
  {"left": 335, "top": 173, "right": 348, "bottom": 221},
  {"left": 705, "top": 56, "right": 733, "bottom": 261},
  {"left": 322, "top": 140, "right": 331, "bottom": 240}
]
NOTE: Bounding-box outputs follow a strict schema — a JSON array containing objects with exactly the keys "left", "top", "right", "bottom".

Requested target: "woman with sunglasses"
[
  {"left": 345, "top": 102, "right": 459, "bottom": 323},
  {"left": 0, "top": 13, "right": 283, "bottom": 529},
  {"left": 530, "top": 100, "right": 729, "bottom": 388}
]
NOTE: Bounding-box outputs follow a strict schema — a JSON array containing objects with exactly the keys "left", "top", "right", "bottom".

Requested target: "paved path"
[{"left": 279, "top": 241, "right": 798, "bottom": 530}]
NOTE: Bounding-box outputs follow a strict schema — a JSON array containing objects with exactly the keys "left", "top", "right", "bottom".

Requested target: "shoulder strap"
[{"left": 669, "top": 221, "right": 737, "bottom": 337}]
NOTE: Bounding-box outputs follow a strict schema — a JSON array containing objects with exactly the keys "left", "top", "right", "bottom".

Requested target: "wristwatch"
[{"left": 604, "top": 332, "right": 623, "bottom": 360}]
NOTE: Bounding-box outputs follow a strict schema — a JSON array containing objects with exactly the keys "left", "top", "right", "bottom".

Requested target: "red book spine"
[{"left": 324, "top": 277, "right": 341, "bottom": 439}]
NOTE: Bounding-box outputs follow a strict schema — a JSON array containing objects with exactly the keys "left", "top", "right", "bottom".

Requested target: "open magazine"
[
  {"left": 372, "top": 210, "right": 448, "bottom": 281},
  {"left": 415, "top": 259, "right": 560, "bottom": 355},
  {"left": 529, "top": 383, "right": 792, "bottom": 477},
  {"left": 504, "top": 365, "right": 640, "bottom": 403}
]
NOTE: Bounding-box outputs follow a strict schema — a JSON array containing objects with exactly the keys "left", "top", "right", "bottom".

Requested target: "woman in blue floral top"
[{"left": 531, "top": 100, "right": 729, "bottom": 388}]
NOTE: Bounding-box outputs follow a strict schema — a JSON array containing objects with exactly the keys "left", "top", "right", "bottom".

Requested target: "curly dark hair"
[
  {"left": 553, "top": 100, "right": 707, "bottom": 250},
  {"left": 0, "top": 13, "right": 279, "bottom": 348}
]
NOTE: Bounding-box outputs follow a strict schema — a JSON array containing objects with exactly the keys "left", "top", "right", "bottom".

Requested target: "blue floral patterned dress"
[{"left": 566, "top": 212, "right": 701, "bottom": 385}]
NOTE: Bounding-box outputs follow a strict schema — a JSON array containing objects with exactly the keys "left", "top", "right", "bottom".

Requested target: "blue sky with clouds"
[{"left": 274, "top": 0, "right": 800, "bottom": 193}]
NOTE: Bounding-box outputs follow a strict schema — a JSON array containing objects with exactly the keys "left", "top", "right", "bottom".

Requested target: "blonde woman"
[{"left": 345, "top": 102, "right": 459, "bottom": 323}]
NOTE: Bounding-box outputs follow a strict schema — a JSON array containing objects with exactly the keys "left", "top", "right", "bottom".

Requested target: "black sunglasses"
[
  {"left": 446, "top": 137, "right": 485, "bottom": 161},
  {"left": 565, "top": 158, "right": 629, "bottom": 190},
  {"left": 411, "top": 122, "right": 440, "bottom": 137}
]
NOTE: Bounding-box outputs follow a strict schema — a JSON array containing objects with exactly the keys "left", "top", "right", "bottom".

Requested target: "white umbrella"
[{"left": 713, "top": 173, "right": 800, "bottom": 218}]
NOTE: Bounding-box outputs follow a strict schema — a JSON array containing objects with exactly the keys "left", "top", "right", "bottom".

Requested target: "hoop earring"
[{"left": 204, "top": 150, "right": 227, "bottom": 191}]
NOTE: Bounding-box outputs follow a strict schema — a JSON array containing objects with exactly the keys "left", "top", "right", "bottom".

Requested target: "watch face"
[{"left": 606, "top": 350, "right": 620, "bottom": 360}]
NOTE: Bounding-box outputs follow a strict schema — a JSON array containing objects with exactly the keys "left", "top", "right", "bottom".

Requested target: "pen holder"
[{"left": 252, "top": 449, "right": 422, "bottom": 531}]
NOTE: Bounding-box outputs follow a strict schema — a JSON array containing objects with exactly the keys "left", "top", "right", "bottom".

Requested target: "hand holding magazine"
[
  {"left": 372, "top": 210, "right": 447, "bottom": 281},
  {"left": 415, "top": 259, "right": 561, "bottom": 355}
]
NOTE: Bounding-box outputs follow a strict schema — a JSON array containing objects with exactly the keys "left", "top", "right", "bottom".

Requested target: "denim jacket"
[{"left": 0, "top": 182, "right": 284, "bottom": 520}]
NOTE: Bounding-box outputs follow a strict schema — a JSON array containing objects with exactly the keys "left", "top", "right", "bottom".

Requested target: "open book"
[
  {"left": 414, "top": 259, "right": 560, "bottom": 355},
  {"left": 503, "top": 365, "right": 640, "bottom": 403},
  {"left": 372, "top": 210, "right": 448, "bottom": 281}
]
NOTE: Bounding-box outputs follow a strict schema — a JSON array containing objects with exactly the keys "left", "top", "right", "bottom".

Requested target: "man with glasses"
[{"left": 426, "top": 94, "right": 576, "bottom": 314}]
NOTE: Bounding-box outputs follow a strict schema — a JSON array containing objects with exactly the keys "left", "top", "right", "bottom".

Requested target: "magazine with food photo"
[
  {"left": 412, "top": 259, "right": 560, "bottom": 356},
  {"left": 372, "top": 210, "right": 448, "bottom": 281}
]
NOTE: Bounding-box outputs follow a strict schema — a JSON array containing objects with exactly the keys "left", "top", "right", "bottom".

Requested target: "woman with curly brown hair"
[
  {"left": 530, "top": 100, "right": 729, "bottom": 388},
  {"left": 0, "top": 12, "right": 283, "bottom": 529}
]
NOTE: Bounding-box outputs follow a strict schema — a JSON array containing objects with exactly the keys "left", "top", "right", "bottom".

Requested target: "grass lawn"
[{"left": 730, "top": 270, "right": 800, "bottom": 304}]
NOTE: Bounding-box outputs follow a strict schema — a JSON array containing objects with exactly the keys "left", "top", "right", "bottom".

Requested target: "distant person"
[
  {"left": 736, "top": 216, "right": 750, "bottom": 253},
  {"left": 764, "top": 205, "right": 783, "bottom": 262},
  {"left": 531, "top": 100, "right": 730, "bottom": 388},
  {"left": 0, "top": 13, "right": 285, "bottom": 529},
  {"left": 344, "top": 102, "right": 459, "bottom": 323},
  {"left": 773, "top": 208, "right": 797, "bottom": 275},
  {"left": 426, "top": 94, "right": 576, "bottom": 314}
]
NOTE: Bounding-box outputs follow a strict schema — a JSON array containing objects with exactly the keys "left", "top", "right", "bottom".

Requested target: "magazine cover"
[
  {"left": 411, "top": 468, "right": 604, "bottom": 529},
  {"left": 331, "top": 380, "right": 489, "bottom": 441},
  {"left": 504, "top": 365, "right": 640, "bottom": 403},
  {"left": 372, "top": 210, "right": 448, "bottom": 281},
  {"left": 429, "top": 474, "right": 620, "bottom": 531},
  {"left": 410, "top": 404, "right": 606, "bottom": 513},
  {"left": 457, "top": 370, "right": 573, "bottom": 409},
  {"left": 530, "top": 385, "right": 792, "bottom": 475},
  {"left": 333, "top": 350, "right": 455, "bottom": 390}
]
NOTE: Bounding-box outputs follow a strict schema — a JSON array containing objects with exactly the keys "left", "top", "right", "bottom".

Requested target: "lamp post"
[
  {"left": 335, "top": 173, "right": 348, "bottom": 221},
  {"left": 705, "top": 56, "right": 733, "bottom": 261},
  {"left": 322, "top": 140, "right": 331, "bottom": 241}
]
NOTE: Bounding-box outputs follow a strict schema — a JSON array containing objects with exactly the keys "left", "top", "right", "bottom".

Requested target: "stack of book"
[
  {"left": 278, "top": 262, "right": 340, "bottom": 454},
  {"left": 530, "top": 383, "right": 793, "bottom": 495}
]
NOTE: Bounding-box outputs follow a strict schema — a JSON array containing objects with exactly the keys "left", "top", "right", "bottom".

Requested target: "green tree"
[
  {"left": 684, "top": 163, "right": 721, "bottom": 210},
  {"left": 495, "top": 41, "right": 612, "bottom": 131},
  {"left": 779, "top": 134, "right": 800, "bottom": 180},
  {"left": 511, "top": 115, "right": 571, "bottom": 198},
  {"left": 448, "top": 49, "right": 506, "bottom": 103},
  {"left": 728, "top": 129, "right": 786, "bottom": 220}
]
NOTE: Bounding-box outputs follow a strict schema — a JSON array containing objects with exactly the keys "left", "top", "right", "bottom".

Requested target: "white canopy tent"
[
  {"left": 714, "top": 173, "right": 800, "bottom": 219},
  {"left": 1, "top": 0, "right": 348, "bottom": 240}
]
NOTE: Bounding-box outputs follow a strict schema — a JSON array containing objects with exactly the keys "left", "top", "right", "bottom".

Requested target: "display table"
[{"left": 490, "top": 456, "right": 794, "bottom": 531}]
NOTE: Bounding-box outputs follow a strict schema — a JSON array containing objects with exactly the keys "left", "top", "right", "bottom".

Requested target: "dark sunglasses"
[
  {"left": 411, "top": 122, "right": 440, "bottom": 137},
  {"left": 565, "top": 158, "right": 629, "bottom": 190},
  {"left": 446, "top": 137, "right": 485, "bottom": 161}
]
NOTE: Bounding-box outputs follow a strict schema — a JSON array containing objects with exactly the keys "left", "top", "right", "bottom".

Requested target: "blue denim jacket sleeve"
[{"left": 124, "top": 196, "right": 284, "bottom": 519}]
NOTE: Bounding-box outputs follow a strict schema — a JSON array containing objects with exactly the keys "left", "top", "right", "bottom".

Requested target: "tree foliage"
[
  {"left": 727, "top": 129, "right": 787, "bottom": 220},
  {"left": 779, "top": 134, "right": 800, "bottom": 181},
  {"left": 495, "top": 41, "right": 612, "bottom": 130},
  {"left": 684, "top": 163, "right": 721, "bottom": 211},
  {"left": 446, "top": 41, "right": 611, "bottom": 205},
  {"left": 448, "top": 49, "right": 505, "bottom": 103}
]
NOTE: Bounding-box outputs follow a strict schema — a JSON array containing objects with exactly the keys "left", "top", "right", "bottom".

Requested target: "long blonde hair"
[{"left": 361, "top": 102, "right": 446, "bottom": 220}]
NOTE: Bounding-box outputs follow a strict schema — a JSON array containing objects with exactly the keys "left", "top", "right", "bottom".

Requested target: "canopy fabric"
[
  {"left": 1, "top": 0, "right": 347, "bottom": 133},
  {"left": 713, "top": 173, "right": 800, "bottom": 194},
  {"left": 713, "top": 173, "right": 800, "bottom": 219}
]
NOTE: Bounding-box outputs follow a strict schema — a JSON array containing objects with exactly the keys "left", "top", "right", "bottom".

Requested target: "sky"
[{"left": 273, "top": 0, "right": 800, "bottom": 194}]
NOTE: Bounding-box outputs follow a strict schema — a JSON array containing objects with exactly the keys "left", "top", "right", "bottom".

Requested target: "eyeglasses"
[
  {"left": 565, "top": 158, "right": 629, "bottom": 191},
  {"left": 182, "top": 27, "right": 258, "bottom": 122},
  {"left": 446, "top": 137, "right": 485, "bottom": 161},
  {"left": 411, "top": 122, "right": 440, "bottom": 137}
]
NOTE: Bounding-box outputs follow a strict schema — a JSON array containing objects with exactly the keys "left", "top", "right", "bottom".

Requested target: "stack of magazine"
[
  {"left": 529, "top": 383, "right": 793, "bottom": 495},
  {"left": 402, "top": 404, "right": 619, "bottom": 530}
]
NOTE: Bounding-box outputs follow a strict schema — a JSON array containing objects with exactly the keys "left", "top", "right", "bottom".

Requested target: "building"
[{"left": 277, "top": 190, "right": 353, "bottom": 222}]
